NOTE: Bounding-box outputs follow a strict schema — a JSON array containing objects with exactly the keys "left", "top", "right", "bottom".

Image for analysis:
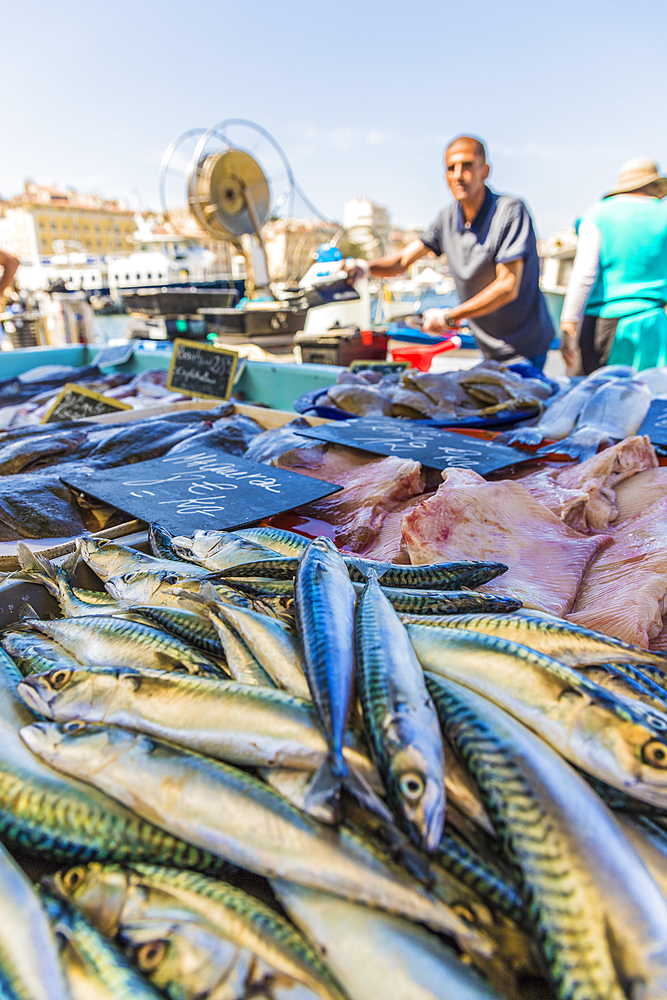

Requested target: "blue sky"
[{"left": 3, "top": 0, "right": 666, "bottom": 237}]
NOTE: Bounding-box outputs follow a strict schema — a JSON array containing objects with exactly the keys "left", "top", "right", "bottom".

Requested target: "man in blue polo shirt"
[{"left": 346, "top": 135, "right": 554, "bottom": 368}]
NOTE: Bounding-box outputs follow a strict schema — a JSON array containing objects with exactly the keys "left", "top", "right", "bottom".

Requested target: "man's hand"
[
  {"left": 560, "top": 321, "right": 579, "bottom": 367},
  {"left": 422, "top": 308, "right": 460, "bottom": 334},
  {"left": 341, "top": 258, "right": 370, "bottom": 284}
]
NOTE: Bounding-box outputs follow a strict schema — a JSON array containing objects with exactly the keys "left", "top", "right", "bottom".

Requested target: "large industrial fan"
[{"left": 160, "top": 120, "right": 303, "bottom": 295}]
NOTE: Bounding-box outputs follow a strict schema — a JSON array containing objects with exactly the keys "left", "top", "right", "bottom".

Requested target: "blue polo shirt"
[{"left": 420, "top": 187, "right": 554, "bottom": 363}]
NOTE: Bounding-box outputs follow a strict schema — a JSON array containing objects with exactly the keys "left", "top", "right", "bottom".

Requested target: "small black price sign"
[
  {"left": 295, "top": 418, "right": 532, "bottom": 475},
  {"left": 348, "top": 360, "right": 410, "bottom": 376},
  {"left": 93, "top": 342, "right": 135, "bottom": 368},
  {"left": 61, "top": 445, "right": 342, "bottom": 535},
  {"left": 41, "top": 384, "right": 132, "bottom": 424},
  {"left": 166, "top": 338, "right": 239, "bottom": 401},
  {"left": 638, "top": 399, "right": 667, "bottom": 446}
]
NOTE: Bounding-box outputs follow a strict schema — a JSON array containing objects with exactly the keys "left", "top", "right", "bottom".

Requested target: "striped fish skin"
[
  {"left": 0, "top": 840, "right": 72, "bottom": 1000},
  {"left": 15, "top": 544, "right": 121, "bottom": 619},
  {"left": 106, "top": 570, "right": 252, "bottom": 613},
  {"left": 426, "top": 674, "right": 667, "bottom": 1000},
  {"left": 17, "top": 666, "right": 376, "bottom": 775},
  {"left": 355, "top": 574, "right": 445, "bottom": 852},
  {"left": 206, "top": 608, "right": 275, "bottom": 686},
  {"left": 435, "top": 829, "right": 526, "bottom": 929},
  {"left": 42, "top": 892, "right": 164, "bottom": 1000},
  {"left": 22, "top": 616, "right": 226, "bottom": 677},
  {"left": 206, "top": 599, "right": 309, "bottom": 699},
  {"left": 295, "top": 538, "right": 357, "bottom": 790},
  {"left": 19, "top": 722, "right": 492, "bottom": 953},
  {"left": 118, "top": 605, "right": 224, "bottom": 658},
  {"left": 1, "top": 632, "right": 81, "bottom": 677},
  {"left": 148, "top": 522, "right": 183, "bottom": 561},
  {"left": 51, "top": 863, "right": 349, "bottom": 1000},
  {"left": 236, "top": 525, "right": 508, "bottom": 591},
  {"left": 415, "top": 611, "right": 667, "bottom": 670},
  {"left": 408, "top": 623, "right": 667, "bottom": 809},
  {"left": 230, "top": 577, "right": 521, "bottom": 614}
]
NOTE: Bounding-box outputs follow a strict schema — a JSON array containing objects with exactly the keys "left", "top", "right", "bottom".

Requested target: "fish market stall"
[{"left": 3, "top": 344, "right": 667, "bottom": 998}]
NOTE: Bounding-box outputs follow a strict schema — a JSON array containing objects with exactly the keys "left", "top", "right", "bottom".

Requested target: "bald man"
[{"left": 347, "top": 136, "right": 554, "bottom": 368}]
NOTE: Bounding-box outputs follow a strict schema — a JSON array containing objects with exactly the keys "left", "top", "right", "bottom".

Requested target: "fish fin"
[
  {"left": 346, "top": 557, "right": 386, "bottom": 582},
  {"left": 198, "top": 581, "right": 221, "bottom": 607},
  {"left": 16, "top": 544, "right": 60, "bottom": 596},
  {"left": 59, "top": 549, "right": 79, "bottom": 582},
  {"left": 343, "top": 763, "right": 395, "bottom": 825},
  {"left": 19, "top": 602, "right": 41, "bottom": 621}
]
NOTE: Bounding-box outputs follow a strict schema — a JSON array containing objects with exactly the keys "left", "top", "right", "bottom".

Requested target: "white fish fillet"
[
  {"left": 402, "top": 468, "right": 611, "bottom": 616},
  {"left": 568, "top": 495, "right": 667, "bottom": 646}
]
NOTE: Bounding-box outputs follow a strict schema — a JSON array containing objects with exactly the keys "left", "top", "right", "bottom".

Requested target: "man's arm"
[
  {"left": 423, "top": 259, "right": 524, "bottom": 333},
  {"left": 0, "top": 250, "right": 19, "bottom": 298},
  {"left": 344, "top": 239, "right": 431, "bottom": 280}
]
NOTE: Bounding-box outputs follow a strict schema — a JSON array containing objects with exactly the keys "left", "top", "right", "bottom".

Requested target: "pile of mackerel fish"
[{"left": 1, "top": 520, "right": 667, "bottom": 1000}]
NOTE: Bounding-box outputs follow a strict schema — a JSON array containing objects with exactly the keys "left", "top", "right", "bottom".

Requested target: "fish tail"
[
  {"left": 346, "top": 558, "right": 385, "bottom": 583},
  {"left": 496, "top": 426, "right": 543, "bottom": 446},
  {"left": 304, "top": 755, "right": 345, "bottom": 818},
  {"left": 536, "top": 429, "right": 601, "bottom": 461},
  {"left": 343, "top": 762, "right": 395, "bottom": 825},
  {"left": 16, "top": 543, "right": 61, "bottom": 597}
]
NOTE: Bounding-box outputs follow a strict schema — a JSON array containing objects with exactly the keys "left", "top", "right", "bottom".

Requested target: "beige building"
[
  {"left": 343, "top": 196, "right": 390, "bottom": 252},
  {"left": 0, "top": 182, "right": 136, "bottom": 260}
]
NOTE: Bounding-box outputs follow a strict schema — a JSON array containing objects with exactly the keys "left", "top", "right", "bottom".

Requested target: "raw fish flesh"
[
  {"left": 614, "top": 467, "right": 667, "bottom": 523},
  {"left": 280, "top": 446, "right": 425, "bottom": 552},
  {"left": 518, "top": 436, "right": 657, "bottom": 532},
  {"left": 352, "top": 494, "right": 434, "bottom": 563},
  {"left": 568, "top": 495, "right": 667, "bottom": 646},
  {"left": 402, "top": 468, "right": 611, "bottom": 616},
  {"left": 538, "top": 376, "right": 652, "bottom": 461},
  {"left": 499, "top": 366, "right": 633, "bottom": 447}
]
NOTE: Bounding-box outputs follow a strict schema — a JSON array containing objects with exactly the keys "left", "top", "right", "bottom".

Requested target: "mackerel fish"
[
  {"left": 0, "top": 840, "right": 72, "bottom": 1000},
  {"left": 235, "top": 525, "right": 508, "bottom": 590},
  {"left": 274, "top": 881, "right": 503, "bottom": 1000},
  {"left": 170, "top": 527, "right": 298, "bottom": 577},
  {"left": 148, "top": 521, "right": 184, "bottom": 561},
  {"left": 49, "top": 863, "right": 349, "bottom": 1000},
  {"left": 1, "top": 632, "right": 81, "bottom": 677},
  {"left": 229, "top": 575, "right": 522, "bottom": 615},
  {"left": 355, "top": 572, "right": 445, "bottom": 852},
  {"left": 20, "top": 722, "right": 493, "bottom": 952},
  {"left": 408, "top": 622, "right": 667, "bottom": 808},
  {"left": 16, "top": 545, "right": 123, "bottom": 618},
  {"left": 205, "top": 609, "right": 275, "bottom": 686},
  {"left": 76, "top": 537, "right": 214, "bottom": 582},
  {"left": 402, "top": 614, "right": 667, "bottom": 711},
  {"left": 0, "top": 648, "right": 225, "bottom": 871},
  {"left": 105, "top": 568, "right": 252, "bottom": 612},
  {"left": 427, "top": 674, "right": 667, "bottom": 1000},
  {"left": 42, "top": 892, "right": 164, "bottom": 1000},
  {"left": 295, "top": 537, "right": 360, "bottom": 814},
  {"left": 22, "top": 616, "right": 226, "bottom": 676},
  {"left": 18, "top": 666, "right": 376, "bottom": 776},
  {"left": 203, "top": 593, "right": 309, "bottom": 698}
]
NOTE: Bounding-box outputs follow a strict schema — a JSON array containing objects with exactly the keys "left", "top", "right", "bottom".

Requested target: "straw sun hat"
[{"left": 606, "top": 157, "right": 667, "bottom": 198}]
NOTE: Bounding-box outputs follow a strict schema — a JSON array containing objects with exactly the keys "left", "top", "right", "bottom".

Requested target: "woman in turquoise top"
[{"left": 560, "top": 158, "right": 667, "bottom": 373}]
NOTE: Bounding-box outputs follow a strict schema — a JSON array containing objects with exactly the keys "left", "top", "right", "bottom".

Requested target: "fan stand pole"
[{"left": 240, "top": 183, "right": 272, "bottom": 299}]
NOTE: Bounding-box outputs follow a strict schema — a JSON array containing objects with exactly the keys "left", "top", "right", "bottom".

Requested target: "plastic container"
[{"left": 391, "top": 335, "right": 462, "bottom": 372}]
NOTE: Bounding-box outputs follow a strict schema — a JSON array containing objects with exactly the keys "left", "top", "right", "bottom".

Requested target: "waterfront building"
[
  {"left": 0, "top": 182, "right": 136, "bottom": 260},
  {"left": 343, "top": 196, "right": 391, "bottom": 251}
]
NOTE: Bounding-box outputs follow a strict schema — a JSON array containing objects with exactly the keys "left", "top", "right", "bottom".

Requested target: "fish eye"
[
  {"left": 63, "top": 721, "right": 86, "bottom": 734},
  {"left": 646, "top": 714, "right": 667, "bottom": 732},
  {"left": 642, "top": 740, "right": 667, "bottom": 768},
  {"left": 136, "top": 940, "right": 168, "bottom": 971},
  {"left": 452, "top": 903, "right": 476, "bottom": 924},
  {"left": 49, "top": 669, "right": 72, "bottom": 689},
  {"left": 63, "top": 867, "right": 86, "bottom": 893},
  {"left": 398, "top": 772, "right": 426, "bottom": 803}
]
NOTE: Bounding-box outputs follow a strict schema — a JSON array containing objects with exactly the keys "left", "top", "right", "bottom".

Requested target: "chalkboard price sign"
[
  {"left": 638, "top": 399, "right": 667, "bottom": 446},
  {"left": 296, "top": 418, "right": 532, "bottom": 476},
  {"left": 42, "top": 384, "right": 132, "bottom": 424},
  {"left": 166, "top": 338, "right": 239, "bottom": 401},
  {"left": 62, "top": 445, "right": 342, "bottom": 535},
  {"left": 93, "top": 342, "right": 135, "bottom": 368},
  {"left": 349, "top": 360, "right": 410, "bottom": 376}
]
